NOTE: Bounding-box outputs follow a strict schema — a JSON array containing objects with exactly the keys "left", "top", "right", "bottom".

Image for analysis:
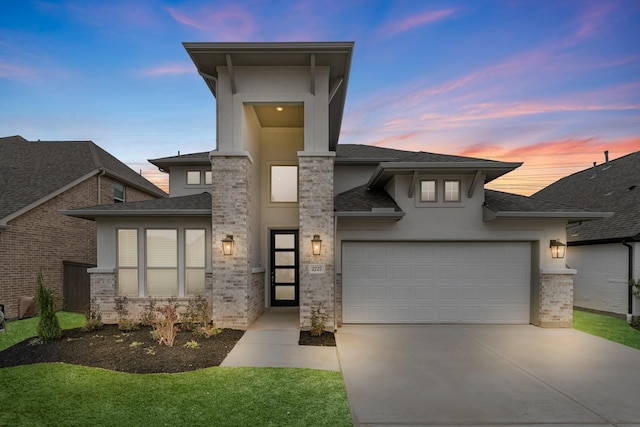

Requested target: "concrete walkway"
[
  {"left": 336, "top": 324, "right": 640, "bottom": 427},
  {"left": 220, "top": 310, "right": 340, "bottom": 371}
]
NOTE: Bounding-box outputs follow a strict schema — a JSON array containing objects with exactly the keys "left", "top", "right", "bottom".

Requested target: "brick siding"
[{"left": 537, "top": 273, "right": 574, "bottom": 327}]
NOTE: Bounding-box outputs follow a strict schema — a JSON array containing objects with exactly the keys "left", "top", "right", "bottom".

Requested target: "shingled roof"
[
  {"left": 63, "top": 192, "right": 211, "bottom": 219},
  {"left": 0, "top": 136, "right": 167, "bottom": 224},
  {"left": 334, "top": 185, "right": 404, "bottom": 219},
  {"left": 533, "top": 151, "right": 640, "bottom": 242},
  {"left": 148, "top": 151, "right": 210, "bottom": 172}
]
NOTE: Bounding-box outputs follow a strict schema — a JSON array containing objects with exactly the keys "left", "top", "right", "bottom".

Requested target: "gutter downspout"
[
  {"left": 333, "top": 215, "right": 338, "bottom": 332},
  {"left": 622, "top": 240, "right": 634, "bottom": 321}
]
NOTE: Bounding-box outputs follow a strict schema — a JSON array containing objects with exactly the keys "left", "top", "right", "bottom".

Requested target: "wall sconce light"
[
  {"left": 311, "top": 234, "right": 322, "bottom": 256},
  {"left": 550, "top": 239, "right": 566, "bottom": 259},
  {"left": 222, "top": 235, "right": 234, "bottom": 256}
]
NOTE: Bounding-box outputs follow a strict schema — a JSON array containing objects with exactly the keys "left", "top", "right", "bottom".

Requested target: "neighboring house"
[
  {"left": 0, "top": 136, "right": 167, "bottom": 319},
  {"left": 534, "top": 151, "right": 639, "bottom": 319},
  {"left": 64, "top": 42, "right": 609, "bottom": 330}
]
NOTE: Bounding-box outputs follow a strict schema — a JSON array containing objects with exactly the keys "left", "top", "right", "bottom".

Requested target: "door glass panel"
[
  {"left": 275, "top": 286, "right": 296, "bottom": 300},
  {"left": 275, "top": 268, "right": 295, "bottom": 283},
  {"left": 275, "top": 234, "right": 295, "bottom": 249},
  {"left": 275, "top": 251, "right": 295, "bottom": 266}
]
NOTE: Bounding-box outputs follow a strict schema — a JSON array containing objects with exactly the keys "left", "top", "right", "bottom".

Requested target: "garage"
[{"left": 341, "top": 241, "right": 531, "bottom": 324}]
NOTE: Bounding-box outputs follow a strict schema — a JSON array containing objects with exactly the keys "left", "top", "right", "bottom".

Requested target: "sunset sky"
[{"left": 1, "top": 0, "right": 638, "bottom": 195}]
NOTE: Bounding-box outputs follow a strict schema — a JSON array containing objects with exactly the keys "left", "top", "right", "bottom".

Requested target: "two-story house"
[{"left": 65, "top": 42, "right": 609, "bottom": 330}]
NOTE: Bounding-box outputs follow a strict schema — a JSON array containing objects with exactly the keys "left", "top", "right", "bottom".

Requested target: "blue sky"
[{"left": 1, "top": 0, "right": 638, "bottom": 195}]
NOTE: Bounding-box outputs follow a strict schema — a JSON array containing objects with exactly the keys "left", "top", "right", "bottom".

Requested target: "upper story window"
[
  {"left": 186, "top": 171, "right": 201, "bottom": 185},
  {"left": 204, "top": 171, "right": 212, "bottom": 185},
  {"left": 114, "top": 182, "right": 125, "bottom": 203},
  {"left": 420, "top": 180, "right": 437, "bottom": 202},
  {"left": 444, "top": 180, "right": 461, "bottom": 202},
  {"left": 271, "top": 165, "right": 298, "bottom": 203}
]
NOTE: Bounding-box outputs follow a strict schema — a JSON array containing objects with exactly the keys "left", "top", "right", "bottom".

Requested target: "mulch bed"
[
  {"left": 298, "top": 330, "right": 336, "bottom": 346},
  {"left": 0, "top": 324, "right": 244, "bottom": 374}
]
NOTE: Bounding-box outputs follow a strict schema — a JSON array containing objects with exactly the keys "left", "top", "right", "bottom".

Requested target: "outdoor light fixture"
[
  {"left": 276, "top": 106, "right": 284, "bottom": 112},
  {"left": 550, "top": 239, "right": 566, "bottom": 259},
  {"left": 222, "top": 235, "right": 234, "bottom": 256},
  {"left": 311, "top": 234, "right": 322, "bottom": 256}
]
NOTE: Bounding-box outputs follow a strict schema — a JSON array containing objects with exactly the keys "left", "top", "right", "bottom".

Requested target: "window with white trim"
[
  {"left": 146, "top": 229, "right": 178, "bottom": 297},
  {"left": 117, "top": 229, "right": 138, "bottom": 296},
  {"left": 185, "top": 229, "right": 206, "bottom": 295},
  {"left": 444, "top": 180, "right": 461, "bottom": 202},
  {"left": 271, "top": 165, "right": 298, "bottom": 203}
]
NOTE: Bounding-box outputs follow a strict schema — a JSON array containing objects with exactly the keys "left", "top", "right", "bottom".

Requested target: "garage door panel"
[{"left": 342, "top": 241, "right": 531, "bottom": 324}]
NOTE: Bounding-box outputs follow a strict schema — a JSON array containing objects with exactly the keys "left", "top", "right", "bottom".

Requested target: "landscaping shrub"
[
  {"left": 139, "top": 296, "right": 157, "bottom": 327},
  {"left": 114, "top": 296, "right": 139, "bottom": 332},
  {"left": 181, "top": 295, "right": 220, "bottom": 337},
  {"left": 310, "top": 303, "right": 328, "bottom": 337},
  {"left": 35, "top": 272, "right": 61, "bottom": 341},
  {"left": 82, "top": 297, "right": 104, "bottom": 331},
  {"left": 151, "top": 300, "right": 180, "bottom": 347}
]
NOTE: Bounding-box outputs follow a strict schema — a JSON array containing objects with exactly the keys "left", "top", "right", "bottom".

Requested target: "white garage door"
[{"left": 342, "top": 241, "right": 531, "bottom": 324}]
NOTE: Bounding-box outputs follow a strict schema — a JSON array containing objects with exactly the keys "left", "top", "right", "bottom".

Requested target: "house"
[
  {"left": 64, "top": 42, "right": 610, "bottom": 330},
  {"left": 0, "top": 136, "right": 167, "bottom": 319},
  {"left": 534, "top": 151, "right": 639, "bottom": 320}
]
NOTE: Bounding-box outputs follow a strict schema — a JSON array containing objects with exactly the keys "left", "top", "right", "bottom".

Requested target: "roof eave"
[
  {"left": 483, "top": 207, "right": 613, "bottom": 222},
  {"left": 61, "top": 209, "right": 211, "bottom": 220},
  {"left": 334, "top": 211, "right": 405, "bottom": 221}
]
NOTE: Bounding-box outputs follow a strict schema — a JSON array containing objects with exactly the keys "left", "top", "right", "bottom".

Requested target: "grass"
[
  {"left": 573, "top": 309, "right": 640, "bottom": 350},
  {"left": 0, "top": 311, "right": 85, "bottom": 351},
  {"left": 0, "top": 313, "right": 352, "bottom": 426}
]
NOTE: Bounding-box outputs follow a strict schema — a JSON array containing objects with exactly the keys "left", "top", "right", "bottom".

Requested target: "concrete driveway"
[{"left": 336, "top": 325, "right": 640, "bottom": 426}]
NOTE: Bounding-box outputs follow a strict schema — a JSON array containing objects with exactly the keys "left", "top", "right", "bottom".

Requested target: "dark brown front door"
[{"left": 270, "top": 230, "right": 299, "bottom": 306}]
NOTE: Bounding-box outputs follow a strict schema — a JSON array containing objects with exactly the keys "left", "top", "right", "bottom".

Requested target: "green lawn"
[
  {"left": 573, "top": 309, "right": 640, "bottom": 350},
  {"left": 0, "top": 311, "right": 85, "bottom": 351},
  {"left": 0, "top": 313, "right": 352, "bottom": 426}
]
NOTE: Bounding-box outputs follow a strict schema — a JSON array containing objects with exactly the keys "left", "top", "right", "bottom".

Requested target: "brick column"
[
  {"left": 536, "top": 273, "right": 574, "bottom": 327},
  {"left": 210, "top": 155, "right": 253, "bottom": 329},
  {"left": 298, "top": 155, "right": 335, "bottom": 330}
]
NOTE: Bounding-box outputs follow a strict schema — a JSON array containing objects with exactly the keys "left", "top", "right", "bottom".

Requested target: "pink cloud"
[
  {"left": 0, "top": 62, "right": 39, "bottom": 81},
  {"left": 138, "top": 63, "right": 194, "bottom": 77},
  {"left": 379, "top": 8, "right": 458, "bottom": 38},
  {"left": 166, "top": 4, "right": 255, "bottom": 39}
]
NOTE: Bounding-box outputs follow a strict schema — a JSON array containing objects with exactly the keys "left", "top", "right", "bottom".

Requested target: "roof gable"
[{"left": 0, "top": 136, "right": 166, "bottom": 223}]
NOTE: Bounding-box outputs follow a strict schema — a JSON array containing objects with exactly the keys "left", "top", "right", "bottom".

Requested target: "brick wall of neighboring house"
[{"left": 0, "top": 175, "right": 159, "bottom": 319}]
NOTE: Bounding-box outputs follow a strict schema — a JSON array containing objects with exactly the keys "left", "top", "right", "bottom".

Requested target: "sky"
[{"left": 1, "top": 0, "right": 638, "bottom": 196}]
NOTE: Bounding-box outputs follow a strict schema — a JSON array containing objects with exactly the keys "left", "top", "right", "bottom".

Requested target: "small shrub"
[
  {"left": 140, "top": 296, "right": 157, "bottom": 327},
  {"left": 35, "top": 272, "right": 62, "bottom": 341},
  {"left": 151, "top": 300, "right": 180, "bottom": 347},
  {"left": 114, "top": 296, "right": 139, "bottom": 332},
  {"left": 194, "top": 323, "right": 221, "bottom": 338},
  {"left": 129, "top": 341, "right": 144, "bottom": 348},
  {"left": 310, "top": 303, "right": 328, "bottom": 337},
  {"left": 181, "top": 295, "right": 210, "bottom": 332},
  {"left": 82, "top": 297, "right": 104, "bottom": 331},
  {"left": 183, "top": 339, "right": 200, "bottom": 349},
  {"left": 630, "top": 279, "right": 640, "bottom": 301}
]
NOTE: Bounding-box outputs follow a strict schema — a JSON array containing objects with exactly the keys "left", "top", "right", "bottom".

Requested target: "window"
[
  {"left": 186, "top": 170, "right": 201, "bottom": 185},
  {"left": 114, "top": 182, "right": 125, "bottom": 203},
  {"left": 420, "top": 180, "right": 437, "bottom": 202},
  {"left": 204, "top": 171, "right": 212, "bottom": 185},
  {"left": 117, "top": 229, "right": 138, "bottom": 296},
  {"left": 444, "top": 180, "right": 461, "bottom": 202},
  {"left": 146, "top": 229, "right": 178, "bottom": 297},
  {"left": 271, "top": 165, "right": 298, "bottom": 203},
  {"left": 185, "top": 229, "right": 206, "bottom": 295}
]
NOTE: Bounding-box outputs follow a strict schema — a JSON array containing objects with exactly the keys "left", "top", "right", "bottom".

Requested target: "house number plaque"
[{"left": 309, "top": 264, "right": 325, "bottom": 274}]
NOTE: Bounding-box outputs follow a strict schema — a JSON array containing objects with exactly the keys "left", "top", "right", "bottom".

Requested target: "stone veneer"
[
  {"left": 210, "top": 155, "right": 256, "bottom": 329},
  {"left": 89, "top": 271, "right": 215, "bottom": 324},
  {"left": 298, "top": 155, "right": 335, "bottom": 330},
  {"left": 537, "top": 273, "right": 574, "bottom": 327}
]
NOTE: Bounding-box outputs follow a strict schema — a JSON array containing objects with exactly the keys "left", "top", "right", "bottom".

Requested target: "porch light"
[
  {"left": 550, "top": 239, "right": 566, "bottom": 259},
  {"left": 311, "top": 235, "right": 322, "bottom": 256},
  {"left": 222, "top": 235, "right": 234, "bottom": 256}
]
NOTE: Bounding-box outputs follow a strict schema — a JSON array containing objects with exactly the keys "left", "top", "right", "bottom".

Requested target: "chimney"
[{"left": 604, "top": 150, "right": 609, "bottom": 163}]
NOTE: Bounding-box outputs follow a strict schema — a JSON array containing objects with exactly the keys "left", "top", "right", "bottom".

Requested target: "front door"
[{"left": 270, "top": 230, "right": 299, "bottom": 306}]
